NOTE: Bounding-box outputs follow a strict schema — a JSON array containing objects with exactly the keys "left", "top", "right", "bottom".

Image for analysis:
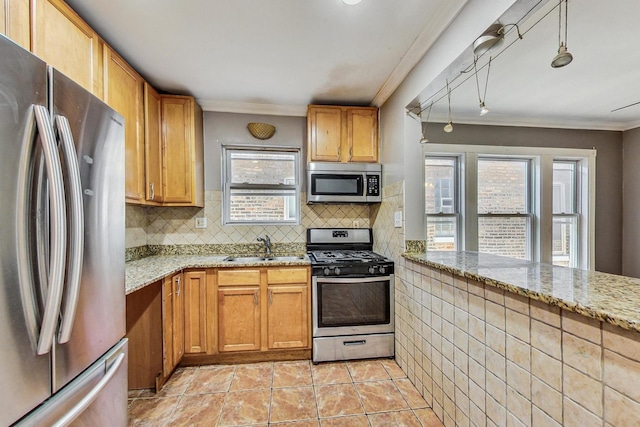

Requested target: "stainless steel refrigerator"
[{"left": 0, "top": 34, "right": 128, "bottom": 426}]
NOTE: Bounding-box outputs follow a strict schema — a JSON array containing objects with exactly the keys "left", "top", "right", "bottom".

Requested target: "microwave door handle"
[{"left": 55, "top": 115, "right": 84, "bottom": 344}]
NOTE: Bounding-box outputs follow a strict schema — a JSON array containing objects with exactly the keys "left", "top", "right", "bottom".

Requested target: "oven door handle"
[{"left": 314, "top": 275, "right": 392, "bottom": 284}]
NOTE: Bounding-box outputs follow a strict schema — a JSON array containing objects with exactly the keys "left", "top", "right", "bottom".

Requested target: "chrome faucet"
[{"left": 257, "top": 235, "right": 272, "bottom": 256}]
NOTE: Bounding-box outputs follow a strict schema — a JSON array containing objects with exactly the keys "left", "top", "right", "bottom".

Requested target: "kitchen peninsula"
[{"left": 397, "top": 251, "right": 640, "bottom": 426}]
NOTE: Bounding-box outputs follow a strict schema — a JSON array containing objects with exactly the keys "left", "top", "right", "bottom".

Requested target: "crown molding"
[{"left": 197, "top": 100, "right": 307, "bottom": 117}]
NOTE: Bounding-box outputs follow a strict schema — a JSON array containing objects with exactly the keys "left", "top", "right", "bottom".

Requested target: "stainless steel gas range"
[{"left": 307, "top": 228, "right": 395, "bottom": 363}]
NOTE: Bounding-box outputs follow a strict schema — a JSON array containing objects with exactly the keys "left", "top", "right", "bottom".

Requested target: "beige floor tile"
[
  {"left": 218, "top": 389, "right": 271, "bottom": 426},
  {"left": 270, "top": 386, "right": 318, "bottom": 423},
  {"left": 157, "top": 367, "right": 197, "bottom": 397},
  {"left": 128, "top": 397, "right": 179, "bottom": 426},
  {"left": 356, "top": 380, "right": 410, "bottom": 413},
  {"left": 230, "top": 362, "right": 274, "bottom": 390},
  {"left": 320, "top": 415, "right": 371, "bottom": 427},
  {"left": 311, "top": 362, "right": 352, "bottom": 385},
  {"left": 368, "top": 410, "right": 423, "bottom": 427},
  {"left": 271, "top": 420, "right": 321, "bottom": 426},
  {"left": 315, "top": 383, "right": 365, "bottom": 418},
  {"left": 347, "top": 360, "right": 391, "bottom": 382},
  {"left": 166, "top": 393, "right": 225, "bottom": 426},
  {"left": 395, "top": 378, "right": 429, "bottom": 408},
  {"left": 128, "top": 389, "right": 143, "bottom": 399},
  {"left": 381, "top": 359, "right": 408, "bottom": 379},
  {"left": 414, "top": 408, "right": 446, "bottom": 427},
  {"left": 185, "top": 365, "right": 235, "bottom": 394},
  {"left": 273, "top": 360, "right": 313, "bottom": 388}
]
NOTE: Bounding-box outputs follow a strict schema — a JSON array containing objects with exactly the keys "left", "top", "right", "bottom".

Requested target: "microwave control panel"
[{"left": 366, "top": 175, "right": 380, "bottom": 196}]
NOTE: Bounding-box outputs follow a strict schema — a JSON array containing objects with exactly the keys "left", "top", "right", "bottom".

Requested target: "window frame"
[
  {"left": 423, "top": 144, "right": 596, "bottom": 270},
  {"left": 222, "top": 145, "right": 301, "bottom": 226},
  {"left": 425, "top": 155, "right": 461, "bottom": 251}
]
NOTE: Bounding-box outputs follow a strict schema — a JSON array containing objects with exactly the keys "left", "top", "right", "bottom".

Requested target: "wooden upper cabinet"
[
  {"left": 347, "top": 108, "right": 379, "bottom": 162},
  {"left": 308, "top": 106, "right": 343, "bottom": 162},
  {"left": 161, "top": 95, "right": 204, "bottom": 207},
  {"left": 103, "top": 45, "right": 145, "bottom": 204},
  {"left": 144, "top": 82, "right": 163, "bottom": 203},
  {"left": 308, "top": 105, "right": 379, "bottom": 163},
  {"left": 31, "top": 0, "right": 102, "bottom": 96},
  {"left": 1, "top": 0, "right": 30, "bottom": 49}
]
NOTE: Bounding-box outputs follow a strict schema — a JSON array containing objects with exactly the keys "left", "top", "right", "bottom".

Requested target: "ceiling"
[
  {"left": 65, "top": 0, "right": 467, "bottom": 116},
  {"left": 413, "top": 0, "right": 640, "bottom": 131}
]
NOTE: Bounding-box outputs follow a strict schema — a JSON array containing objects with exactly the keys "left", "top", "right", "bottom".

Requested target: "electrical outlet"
[
  {"left": 353, "top": 220, "right": 360, "bottom": 228},
  {"left": 195, "top": 217, "right": 207, "bottom": 229},
  {"left": 394, "top": 211, "right": 403, "bottom": 228}
]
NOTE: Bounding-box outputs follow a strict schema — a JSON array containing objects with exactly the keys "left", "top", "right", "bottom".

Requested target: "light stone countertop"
[
  {"left": 403, "top": 251, "right": 640, "bottom": 333},
  {"left": 125, "top": 254, "right": 311, "bottom": 295}
]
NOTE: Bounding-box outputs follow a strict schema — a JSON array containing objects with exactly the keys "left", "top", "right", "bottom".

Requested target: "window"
[
  {"left": 423, "top": 144, "right": 595, "bottom": 269},
  {"left": 223, "top": 146, "right": 300, "bottom": 225},
  {"left": 477, "top": 158, "right": 532, "bottom": 260},
  {"left": 425, "top": 156, "right": 459, "bottom": 251},
  {"left": 552, "top": 161, "right": 579, "bottom": 267}
]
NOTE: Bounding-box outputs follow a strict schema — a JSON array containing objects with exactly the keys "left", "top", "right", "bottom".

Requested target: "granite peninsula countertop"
[
  {"left": 126, "top": 254, "right": 310, "bottom": 295},
  {"left": 403, "top": 251, "right": 640, "bottom": 333}
]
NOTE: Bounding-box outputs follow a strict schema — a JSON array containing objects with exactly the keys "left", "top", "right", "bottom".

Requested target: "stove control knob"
[
  {"left": 334, "top": 267, "right": 341, "bottom": 276},
  {"left": 323, "top": 267, "right": 331, "bottom": 276},
  {"left": 379, "top": 266, "right": 386, "bottom": 275},
  {"left": 368, "top": 266, "right": 376, "bottom": 274}
]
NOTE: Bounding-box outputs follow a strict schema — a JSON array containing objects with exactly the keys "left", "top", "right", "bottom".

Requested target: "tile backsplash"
[{"left": 126, "top": 190, "right": 375, "bottom": 248}]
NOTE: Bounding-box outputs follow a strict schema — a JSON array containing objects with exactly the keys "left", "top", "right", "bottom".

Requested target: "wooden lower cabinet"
[
  {"left": 162, "top": 272, "right": 184, "bottom": 378},
  {"left": 215, "top": 266, "right": 311, "bottom": 357},
  {"left": 267, "top": 285, "right": 309, "bottom": 349},
  {"left": 218, "top": 286, "right": 261, "bottom": 352}
]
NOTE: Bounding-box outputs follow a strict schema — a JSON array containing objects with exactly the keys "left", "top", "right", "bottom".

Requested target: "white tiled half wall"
[
  {"left": 395, "top": 256, "right": 640, "bottom": 427},
  {"left": 126, "top": 191, "right": 371, "bottom": 247}
]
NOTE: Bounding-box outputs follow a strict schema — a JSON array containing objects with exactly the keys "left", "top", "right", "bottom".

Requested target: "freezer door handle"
[
  {"left": 31, "top": 105, "right": 67, "bottom": 355},
  {"left": 55, "top": 115, "right": 84, "bottom": 344},
  {"left": 50, "top": 351, "right": 125, "bottom": 427}
]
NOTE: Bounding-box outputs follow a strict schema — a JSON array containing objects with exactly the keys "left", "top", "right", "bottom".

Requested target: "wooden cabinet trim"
[
  {"left": 217, "top": 269, "right": 261, "bottom": 286},
  {"left": 266, "top": 267, "right": 308, "bottom": 285}
]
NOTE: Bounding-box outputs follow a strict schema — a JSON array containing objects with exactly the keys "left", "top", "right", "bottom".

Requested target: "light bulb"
[
  {"left": 480, "top": 102, "right": 490, "bottom": 116},
  {"left": 342, "top": 0, "right": 362, "bottom": 4},
  {"left": 420, "top": 135, "right": 429, "bottom": 144},
  {"left": 443, "top": 122, "right": 453, "bottom": 133}
]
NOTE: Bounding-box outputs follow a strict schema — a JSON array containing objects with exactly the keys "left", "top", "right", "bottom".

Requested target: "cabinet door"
[
  {"left": 308, "top": 106, "right": 342, "bottom": 162},
  {"left": 162, "top": 95, "right": 193, "bottom": 204},
  {"left": 103, "top": 46, "right": 145, "bottom": 203},
  {"left": 183, "top": 270, "right": 207, "bottom": 354},
  {"left": 32, "top": 0, "right": 102, "bottom": 96},
  {"left": 1, "top": 0, "right": 30, "bottom": 49},
  {"left": 172, "top": 273, "right": 185, "bottom": 363},
  {"left": 161, "top": 277, "right": 174, "bottom": 377},
  {"left": 346, "top": 108, "right": 378, "bottom": 162},
  {"left": 218, "top": 287, "right": 261, "bottom": 352},
  {"left": 267, "top": 285, "right": 309, "bottom": 349},
  {"left": 144, "top": 82, "right": 163, "bottom": 203}
]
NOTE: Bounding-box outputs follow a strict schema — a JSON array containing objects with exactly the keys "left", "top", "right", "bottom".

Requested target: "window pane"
[
  {"left": 478, "top": 216, "right": 529, "bottom": 260},
  {"left": 229, "top": 189, "right": 296, "bottom": 222},
  {"left": 426, "top": 215, "right": 457, "bottom": 251},
  {"left": 478, "top": 159, "right": 528, "bottom": 214},
  {"left": 230, "top": 152, "right": 296, "bottom": 185},
  {"left": 553, "top": 216, "right": 578, "bottom": 267},
  {"left": 425, "top": 157, "right": 456, "bottom": 214},
  {"left": 553, "top": 161, "right": 576, "bottom": 214}
]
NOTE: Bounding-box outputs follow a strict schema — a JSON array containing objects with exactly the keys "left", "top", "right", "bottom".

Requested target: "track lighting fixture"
[
  {"left": 474, "top": 56, "right": 492, "bottom": 116},
  {"left": 444, "top": 80, "right": 453, "bottom": 133},
  {"left": 418, "top": 103, "right": 433, "bottom": 144},
  {"left": 551, "top": 0, "right": 573, "bottom": 68}
]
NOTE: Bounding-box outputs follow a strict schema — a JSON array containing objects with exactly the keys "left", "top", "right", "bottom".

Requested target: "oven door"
[
  {"left": 307, "top": 172, "right": 366, "bottom": 203},
  {"left": 312, "top": 275, "right": 394, "bottom": 337}
]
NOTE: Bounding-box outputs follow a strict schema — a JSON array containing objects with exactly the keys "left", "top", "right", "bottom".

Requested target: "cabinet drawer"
[
  {"left": 217, "top": 269, "right": 261, "bottom": 286},
  {"left": 267, "top": 268, "right": 308, "bottom": 285}
]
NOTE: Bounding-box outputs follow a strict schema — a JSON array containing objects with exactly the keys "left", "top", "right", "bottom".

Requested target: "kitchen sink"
[{"left": 223, "top": 255, "right": 306, "bottom": 262}]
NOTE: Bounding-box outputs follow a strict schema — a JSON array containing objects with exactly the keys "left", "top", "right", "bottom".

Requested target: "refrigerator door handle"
[
  {"left": 33, "top": 104, "right": 67, "bottom": 355},
  {"left": 51, "top": 351, "right": 125, "bottom": 427},
  {"left": 54, "top": 115, "right": 84, "bottom": 344}
]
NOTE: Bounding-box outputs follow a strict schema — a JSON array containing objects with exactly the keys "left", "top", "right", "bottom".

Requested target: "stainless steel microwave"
[{"left": 307, "top": 162, "right": 382, "bottom": 204}]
